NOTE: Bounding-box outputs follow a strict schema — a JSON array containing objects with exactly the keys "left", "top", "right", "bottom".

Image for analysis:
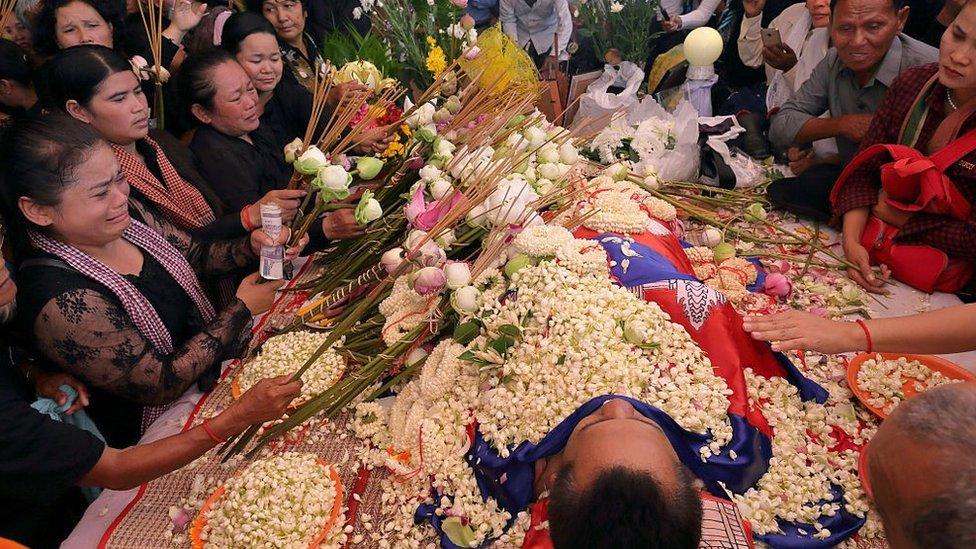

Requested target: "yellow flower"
[
  {"left": 400, "top": 123, "right": 412, "bottom": 137},
  {"left": 382, "top": 136, "right": 406, "bottom": 158},
  {"left": 426, "top": 36, "right": 437, "bottom": 47},
  {"left": 426, "top": 45, "right": 447, "bottom": 76}
]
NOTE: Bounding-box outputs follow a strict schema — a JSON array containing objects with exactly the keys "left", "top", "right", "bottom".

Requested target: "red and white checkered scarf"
[
  {"left": 112, "top": 138, "right": 216, "bottom": 230},
  {"left": 29, "top": 220, "right": 216, "bottom": 355}
]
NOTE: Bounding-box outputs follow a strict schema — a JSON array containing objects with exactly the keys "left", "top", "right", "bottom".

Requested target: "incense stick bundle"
[{"left": 135, "top": 0, "right": 166, "bottom": 128}]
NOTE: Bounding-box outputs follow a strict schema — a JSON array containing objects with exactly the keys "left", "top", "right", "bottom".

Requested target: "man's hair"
[
  {"left": 829, "top": 0, "right": 906, "bottom": 16},
  {"left": 894, "top": 384, "right": 976, "bottom": 548},
  {"left": 547, "top": 464, "right": 702, "bottom": 549}
]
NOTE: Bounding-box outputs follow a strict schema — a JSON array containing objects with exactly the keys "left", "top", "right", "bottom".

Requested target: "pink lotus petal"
[
  {"left": 415, "top": 191, "right": 465, "bottom": 231},
  {"left": 763, "top": 272, "right": 792, "bottom": 298},
  {"left": 404, "top": 185, "right": 428, "bottom": 224}
]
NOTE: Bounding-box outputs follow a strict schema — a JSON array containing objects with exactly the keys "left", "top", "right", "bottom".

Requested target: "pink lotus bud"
[
  {"left": 451, "top": 0, "right": 468, "bottom": 7},
  {"left": 413, "top": 266, "right": 446, "bottom": 296},
  {"left": 418, "top": 240, "right": 447, "bottom": 267},
  {"left": 381, "top": 247, "right": 405, "bottom": 274},
  {"left": 460, "top": 14, "right": 476, "bottom": 29},
  {"left": 763, "top": 272, "right": 792, "bottom": 298}
]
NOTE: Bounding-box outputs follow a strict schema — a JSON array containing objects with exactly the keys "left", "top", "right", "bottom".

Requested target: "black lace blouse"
[{"left": 16, "top": 205, "right": 255, "bottom": 447}]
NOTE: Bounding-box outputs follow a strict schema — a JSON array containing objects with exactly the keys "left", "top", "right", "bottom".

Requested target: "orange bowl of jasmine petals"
[
  {"left": 847, "top": 352, "right": 975, "bottom": 419},
  {"left": 189, "top": 458, "right": 344, "bottom": 549}
]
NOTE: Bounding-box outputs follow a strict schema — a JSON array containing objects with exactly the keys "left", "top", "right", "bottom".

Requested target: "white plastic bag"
[
  {"left": 699, "top": 115, "right": 765, "bottom": 188},
  {"left": 575, "top": 62, "right": 645, "bottom": 133},
  {"left": 632, "top": 100, "right": 701, "bottom": 182}
]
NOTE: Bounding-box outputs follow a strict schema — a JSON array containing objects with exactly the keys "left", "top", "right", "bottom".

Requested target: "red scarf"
[{"left": 113, "top": 138, "right": 216, "bottom": 230}]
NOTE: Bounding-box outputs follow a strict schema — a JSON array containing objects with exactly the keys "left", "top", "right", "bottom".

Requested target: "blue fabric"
[
  {"left": 417, "top": 395, "right": 773, "bottom": 549},
  {"left": 415, "top": 234, "right": 858, "bottom": 548},
  {"left": 466, "top": 0, "right": 497, "bottom": 24},
  {"left": 31, "top": 384, "right": 105, "bottom": 502}
]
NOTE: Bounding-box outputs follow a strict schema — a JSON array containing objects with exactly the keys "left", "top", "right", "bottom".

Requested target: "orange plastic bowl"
[
  {"left": 189, "top": 458, "right": 344, "bottom": 549},
  {"left": 847, "top": 352, "right": 975, "bottom": 419}
]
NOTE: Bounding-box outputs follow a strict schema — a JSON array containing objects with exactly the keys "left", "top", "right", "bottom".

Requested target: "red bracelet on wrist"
[
  {"left": 201, "top": 418, "right": 226, "bottom": 444},
  {"left": 855, "top": 319, "right": 873, "bottom": 354},
  {"left": 241, "top": 204, "right": 256, "bottom": 231}
]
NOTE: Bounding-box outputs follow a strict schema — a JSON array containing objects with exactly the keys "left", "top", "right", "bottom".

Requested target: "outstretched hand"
[{"left": 743, "top": 309, "right": 863, "bottom": 353}]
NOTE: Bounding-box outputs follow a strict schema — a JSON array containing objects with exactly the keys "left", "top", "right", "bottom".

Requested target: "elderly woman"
[
  {"left": 181, "top": 49, "right": 365, "bottom": 246},
  {"left": 219, "top": 12, "right": 387, "bottom": 156},
  {"left": 40, "top": 45, "right": 304, "bottom": 242},
  {"left": 220, "top": 12, "right": 317, "bottom": 164},
  {"left": 832, "top": 0, "right": 976, "bottom": 294},
  {"left": 0, "top": 113, "right": 305, "bottom": 447}
]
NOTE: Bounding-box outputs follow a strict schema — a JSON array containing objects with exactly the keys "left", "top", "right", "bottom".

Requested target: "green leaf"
[
  {"left": 458, "top": 350, "right": 488, "bottom": 365},
  {"left": 498, "top": 324, "right": 521, "bottom": 339},
  {"left": 453, "top": 321, "right": 481, "bottom": 345},
  {"left": 442, "top": 517, "right": 477, "bottom": 548},
  {"left": 488, "top": 336, "right": 514, "bottom": 356}
]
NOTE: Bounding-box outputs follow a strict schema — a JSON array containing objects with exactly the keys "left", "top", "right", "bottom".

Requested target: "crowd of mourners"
[{"left": 1, "top": 0, "right": 975, "bottom": 546}]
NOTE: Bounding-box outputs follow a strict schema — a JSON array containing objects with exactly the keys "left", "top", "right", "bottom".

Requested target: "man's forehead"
[{"left": 833, "top": 0, "right": 896, "bottom": 18}]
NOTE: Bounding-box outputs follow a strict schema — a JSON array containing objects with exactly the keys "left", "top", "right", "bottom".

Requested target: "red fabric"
[
  {"left": 113, "top": 138, "right": 216, "bottom": 230},
  {"left": 640, "top": 286, "right": 777, "bottom": 436},
  {"left": 521, "top": 499, "right": 554, "bottom": 549},
  {"left": 573, "top": 227, "right": 793, "bottom": 436},
  {"left": 833, "top": 63, "right": 976, "bottom": 262},
  {"left": 830, "top": 141, "right": 975, "bottom": 220},
  {"left": 836, "top": 191, "right": 974, "bottom": 293}
]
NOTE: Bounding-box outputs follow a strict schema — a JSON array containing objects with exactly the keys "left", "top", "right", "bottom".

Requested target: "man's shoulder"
[
  {"left": 770, "top": 3, "right": 808, "bottom": 28},
  {"left": 898, "top": 33, "right": 939, "bottom": 67}
]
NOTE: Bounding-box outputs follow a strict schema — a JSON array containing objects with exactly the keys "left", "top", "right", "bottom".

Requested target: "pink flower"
[
  {"left": 463, "top": 46, "right": 482, "bottom": 60},
  {"left": 809, "top": 306, "right": 829, "bottom": 317},
  {"left": 763, "top": 272, "right": 792, "bottom": 298},
  {"left": 415, "top": 191, "right": 465, "bottom": 231},
  {"left": 413, "top": 266, "right": 446, "bottom": 295},
  {"left": 404, "top": 185, "right": 428, "bottom": 225},
  {"left": 451, "top": 0, "right": 467, "bottom": 7}
]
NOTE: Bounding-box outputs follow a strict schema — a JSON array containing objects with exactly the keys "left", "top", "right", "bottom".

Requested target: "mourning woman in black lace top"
[{"left": 0, "top": 114, "right": 305, "bottom": 446}]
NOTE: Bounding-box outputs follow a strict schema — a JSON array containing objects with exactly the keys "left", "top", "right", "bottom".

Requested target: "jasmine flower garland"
[{"left": 236, "top": 331, "right": 345, "bottom": 406}]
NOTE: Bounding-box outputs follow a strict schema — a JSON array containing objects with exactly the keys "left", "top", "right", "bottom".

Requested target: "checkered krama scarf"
[
  {"left": 112, "top": 138, "right": 216, "bottom": 230},
  {"left": 29, "top": 220, "right": 216, "bottom": 355}
]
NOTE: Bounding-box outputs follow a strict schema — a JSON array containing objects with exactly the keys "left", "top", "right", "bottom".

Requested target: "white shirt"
[
  {"left": 659, "top": 0, "right": 722, "bottom": 30},
  {"left": 499, "top": 0, "right": 573, "bottom": 60},
  {"left": 737, "top": 4, "right": 828, "bottom": 91}
]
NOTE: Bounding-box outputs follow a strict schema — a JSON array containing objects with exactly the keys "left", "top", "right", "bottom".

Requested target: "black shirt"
[
  {"left": 188, "top": 124, "right": 293, "bottom": 214},
  {"left": 260, "top": 77, "right": 316, "bottom": 162},
  {"left": 0, "top": 365, "right": 105, "bottom": 547},
  {"left": 188, "top": 124, "right": 330, "bottom": 249},
  {"left": 306, "top": 0, "right": 371, "bottom": 43},
  {"left": 135, "top": 129, "right": 247, "bottom": 243},
  {"left": 17, "top": 250, "right": 201, "bottom": 447}
]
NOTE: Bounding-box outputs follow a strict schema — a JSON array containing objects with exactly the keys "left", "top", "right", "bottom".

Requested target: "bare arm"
[
  {"left": 744, "top": 304, "right": 976, "bottom": 355},
  {"left": 80, "top": 376, "right": 301, "bottom": 491}
]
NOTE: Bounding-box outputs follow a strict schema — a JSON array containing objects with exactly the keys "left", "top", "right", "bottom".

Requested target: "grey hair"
[
  {"left": 15, "top": 0, "right": 42, "bottom": 29},
  {"left": 895, "top": 383, "right": 976, "bottom": 548}
]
